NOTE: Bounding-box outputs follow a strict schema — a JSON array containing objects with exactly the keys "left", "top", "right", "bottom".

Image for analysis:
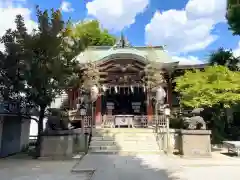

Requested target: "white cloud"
[
  {"left": 86, "top": 0, "right": 149, "bottom": 31},
  {"left": 172, "top": 55, "right": 204, "bottom": 65},
  {"left": 60, "top": 1, "right": 74, "bottom": 13},
  {"left": 233, "top": 41, "right": 240, "bottom": 57},
  {"left": 185, "top": 0, "right": 226, "bottom": 22},
  {"left": 0, "top": 0, "right": 36, "bottom": 51},
  {"left": 145, "top": 0, "right": 226, "bottom": 54}
]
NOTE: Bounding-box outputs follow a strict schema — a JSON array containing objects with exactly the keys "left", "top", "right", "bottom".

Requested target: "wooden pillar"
[
  {"left": 68, "top": 89, "right": 73, "bottom": 109},
  {"left": 95, "top": 95, "right": 102, "bottom": 126},
  {"left": 147, "top": 93, "right": 153, "bottom": 122},
  {"left": 167, "top": 78, "right": 173, "bottom": 108},
  {"left": 72, "top": 89, "right": 76, "bottom": 109}
]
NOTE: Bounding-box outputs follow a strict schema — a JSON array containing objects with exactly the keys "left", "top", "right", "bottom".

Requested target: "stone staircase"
[{"left": 89, "top": 128, "right": 161, "bottom": 154}]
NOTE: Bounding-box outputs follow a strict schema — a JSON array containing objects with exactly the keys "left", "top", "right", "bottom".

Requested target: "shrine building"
[{"left": 67, "top": 35, "right": 207, "bottom": 128}]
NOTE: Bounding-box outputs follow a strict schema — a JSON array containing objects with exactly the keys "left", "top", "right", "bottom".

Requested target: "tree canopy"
[
  {"left": 0, "top": 7, "right": 85, "bottom": 157},
  {"left": 209, "top": 47, "right": 239, "bottom": 71},
  {"left": 175, "top": 65, "right": 240, "bottom": 108},
  {"left": 0, "top": 31, "right": 25, "bottom": 101},
  {"left": 71, "top": 20, "right": 116, "bottom": 46},
  {"left": 142, "top": 47, "right": 165, "bottom": 91},
  {"left": 226, "top": 1, "right": 240, "bottom": 35}
]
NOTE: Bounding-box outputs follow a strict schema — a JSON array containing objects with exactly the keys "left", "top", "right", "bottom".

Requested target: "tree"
[
  {"left": 226, "top": 1, "right": 240, "bottom": 35},
  {"left": 81, "top": 61, "right": 105, "bottom": 91},
  {"left": 142, "top": 47, "right": 165, "bottom": 92},
  {"left": 175, "top": 65, "right": 240, "bottom": 108},
  {"left": 4, "top": 7, "right": 84, "bottom": 157},
  {"left": 71, "top": 20, "right": 116, "bottom": 46},
  {"left": 209, "top": 48, "right": 239, "bottom": 71},
  {"left": 0, "top": 29, "right": 25, "bottom": 101},
  {"left": 175, "top": 65, "right": 240, "bottom": 143}
]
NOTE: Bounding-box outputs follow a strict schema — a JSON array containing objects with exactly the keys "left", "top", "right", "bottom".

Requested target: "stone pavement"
[
  {"left": 2, "top": 152, "right": 240, "bottom": 180},
  {"left": 0, "top": 157, "right": 90, "bottom": 180},
  {"left": 72, "top": 154, "right": 172, "bottom": 180},
  {"left": 73, "top": 152, "right": 240, "bottom": 180}
]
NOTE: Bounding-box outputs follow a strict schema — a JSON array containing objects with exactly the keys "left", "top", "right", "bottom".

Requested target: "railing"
[
  {"left": 101, "top": 115, "right": 115, "bottom": 128},
  {"left": 152, "top": 114, "right": 168, "bottom": 128},
  {"left": 68, "top": 110, "right": 92, "bottom": 134},
  {"left": 69, "top": 110, "right": 168, "bottom": 129},
  {"left": 83, "top": 116, "right": 92, "bottom": 127},
  {"left": 100, "top": 115, "right": 167, "bottom": 128}
]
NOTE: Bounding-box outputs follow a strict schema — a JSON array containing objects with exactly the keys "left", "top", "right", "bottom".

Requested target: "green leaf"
[{"left": 175, "top": 65, "right": 240, "bottom": 108}]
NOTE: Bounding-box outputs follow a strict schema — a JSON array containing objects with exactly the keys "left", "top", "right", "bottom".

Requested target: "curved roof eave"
[
  {"left": 74, "top": 47, "right": 178, "bottom": 65},
  {"left": 98, "top": 52, "right": 147, "bottom": 64}
]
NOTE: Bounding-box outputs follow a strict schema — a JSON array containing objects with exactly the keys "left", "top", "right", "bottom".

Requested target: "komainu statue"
[
  {"left": 183, "top": 108, "right": 206, "bottom": 130},
  {"left": 45, "top": 108, "right": 69, "bottom": 132}
]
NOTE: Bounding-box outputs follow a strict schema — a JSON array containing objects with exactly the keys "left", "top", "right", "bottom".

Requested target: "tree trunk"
[{"left": 35, "top": 106, "right": 46, "bottom": 158}]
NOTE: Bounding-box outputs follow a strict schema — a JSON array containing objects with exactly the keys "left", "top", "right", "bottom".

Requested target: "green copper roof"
[
  {"left": 75, "top": 46, "right": 177, "bottom": 64},
  {"left": 75, "top": 34, "right": 177, "bottom": 64}
]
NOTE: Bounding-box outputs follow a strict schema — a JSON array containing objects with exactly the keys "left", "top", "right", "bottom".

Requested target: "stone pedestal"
[
  {"left": 40, "top": 129, "right": 89, "bottom": 159},
  {"left": 179, "top": 129, "right": 211, "bottom": 158}
]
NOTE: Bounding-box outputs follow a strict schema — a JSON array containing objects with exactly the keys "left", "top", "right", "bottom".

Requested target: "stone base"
[
  {"left": 40, "top": 129, "right": 89, "bottom": 158},
  {"left": 179, "top": 129, "right": 211, "bottom": 158}
]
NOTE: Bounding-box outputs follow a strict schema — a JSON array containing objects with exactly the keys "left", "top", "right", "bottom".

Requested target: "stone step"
[
  {"left": 93, "top": 130, "right": 156, "bottom": 134},
  {"left": 90, "top": 140, "right": 117, "bottom": 146},
  {"left": 91, "top": 136, "right": 156, "bottom": 141},
  {"left": 89, "top": 150, "right": 162, "bottom": 155},
  {"left": 90, "top": 128, "right": 160, "bottom": 154},
  {"left": 90, "top": 142, "right": 159, "bottom": 147},
  {"left": 91, "top": 136, "right": 115, "bottom": 141},
  {"left": 93, "top": 128, "right": 154, "bottom": 134},
  {"left": 93, "top": 133, "right": 156, "bottom": 137},
  {"left": 89, "top": 145, "right": 160, "bottom": 151}
]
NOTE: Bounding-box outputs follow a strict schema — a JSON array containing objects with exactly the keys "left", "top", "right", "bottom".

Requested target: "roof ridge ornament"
[{"left": 113, "top": 32, "right": 132, "bottom": 49}]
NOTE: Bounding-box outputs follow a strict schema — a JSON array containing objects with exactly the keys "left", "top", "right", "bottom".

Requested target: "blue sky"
[{"left": 1, "top": 0, "right": 240, "bottom": 64}]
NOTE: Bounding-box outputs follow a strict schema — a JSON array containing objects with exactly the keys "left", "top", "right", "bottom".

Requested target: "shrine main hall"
[{"left": 66, "top": 36, "right": 206, "bottom": 127}]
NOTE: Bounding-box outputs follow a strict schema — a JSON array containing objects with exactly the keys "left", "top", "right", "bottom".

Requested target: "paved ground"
[
  {"left": 1, "top": 152, "right": 240, "bottom": 180},
  {"left": 0, "top": 157, "right": 90, "bottom": 180},
  {"left": 73, "top": 152, "right": 240, "bottom": 180},
  {"left": 72, "top": 154, "right": 172, "bottom": 180}
]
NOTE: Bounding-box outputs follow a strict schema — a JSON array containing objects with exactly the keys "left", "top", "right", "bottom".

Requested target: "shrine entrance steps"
[{"left": 89, "top": 128, "right": 161, "bottom": 154}]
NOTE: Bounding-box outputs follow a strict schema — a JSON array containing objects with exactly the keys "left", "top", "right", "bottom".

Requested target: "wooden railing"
[
  {"left": 68, "top": 110, "right": 168, "bottom": 129},
  {"left": 101, "top": 115, "right": 167, "bottom": 128}
]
